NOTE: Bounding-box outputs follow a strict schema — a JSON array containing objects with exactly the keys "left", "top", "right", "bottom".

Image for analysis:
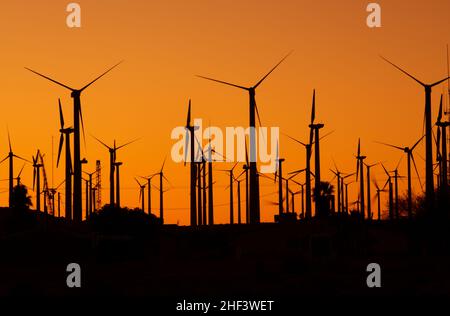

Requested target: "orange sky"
[{"left": 0, "top": 0, "right": 449, "bottom": 224}]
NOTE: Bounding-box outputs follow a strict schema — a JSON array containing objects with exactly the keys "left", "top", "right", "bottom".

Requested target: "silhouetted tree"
[
  {"left": 313, "top": 181, "right": 334, "bottom": 218},
  {"left": 89, "top": 204, "right": 160, "bottom": 235},
  {"left": 11, "top": 184, "right": 32, "bottom": 210}
]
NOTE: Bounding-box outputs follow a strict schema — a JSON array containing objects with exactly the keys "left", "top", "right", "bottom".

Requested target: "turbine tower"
[
  {"left": 93, "top": 136, "right": 137, "bottom": 207},
  {"left": 0, "top": 130, "right": 29, "bottom": 208},
  {"left": 57, "top": 99, "right": 74, "bottom": 220},
  {"left": 377, "top": 135, "right": 424, "bottom": 219},
  {"left": 198, "top": 52, "right": 291, "bottom": 224},
  {"left": 26, "top": 61, "right": 122, "bottom": 221},
  {"left": 355, "top": 139, "right": 366, "bottom": 220},
  {"left": 381, "top": 56, "right": 449, "bottom": 212}
]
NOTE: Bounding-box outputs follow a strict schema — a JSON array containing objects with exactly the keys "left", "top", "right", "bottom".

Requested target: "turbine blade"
[
  {"left": 318, "top": 130, "right": 334, "bottom": 142},
  {"left": 0, "top": 155, "right": 9, "bottom": 165},
  {"left": 196, "top": 75, "right": 248, "bottom": 90},
  {"left": 33, "top": 167, "right": 36, "bottom": 191},
  {"left": 57, "top": 133, "right": 64, "bottom": 167},
  {"left": 91, "top": 135, "right": 111, "bottom": 150},
  {"left": 17, "top": 163, "right": 26, "bottom": 178},
  {"left": 245, "top": 137, "right": 249, "bottom": 166},
  {"left": 186, "top": 99, "right": 191, "bottom": 127},
  {"left": 183, "top": 130, "right": 189, "bottom": 166},
  {"left": 13, "top": 154, "right": 31, "bottom": 163},
  {"left": 7, "top": 128, "right": 12, "bottom": 153},
  {"left": 375, "top": 141, "right": 404, "bottom": 151},
  {"left": 379, "top": 56, "right": 425, "bottom": 86},
  {"left": 430, "top": 76, "right": 450, "bottom": 88},
  {"left": 437, "top": 94, "right": 443, "bottom": 123},
  {"left": 79, "top": 106, "right": 86, "bottom": 149},
  {"left": 116, "top": 138, "right": 140, "bottom": 150},
  {"left": 58, "top": 98, "right": 64, "bottom": 128},
  {"left": 283, "top": 133, "right": 307, "bottom": 147},
  {"left": 135, "top": 177, "right": 141, "bottom": 186},
  {"left": 411, "top": 134, "right": 425, "bottom": 151},
  {"left": 161, "top": 156, "right": 167, "bottom": 172},
  {"left": 310, "top": 89, "right": 316, "bottom": 124},
  {"left": 25, "top": 67, "right": 75, "bottom": 91},
  {"left": 254, "top": 51, "right": 292, "bottom": 88},
  {"left": 80, "top": 61, "right": 123, "bottom": 92},
  {"left": 381, "top": 163, "right": 390, "bottom": 177},
  {"left": 411, "top": 153, "right": 423, "bottom": 191}
]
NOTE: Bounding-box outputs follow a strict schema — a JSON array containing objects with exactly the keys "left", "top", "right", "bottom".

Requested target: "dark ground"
[{"left": 1, "top": 207, "right": 449, "bottom": 309}]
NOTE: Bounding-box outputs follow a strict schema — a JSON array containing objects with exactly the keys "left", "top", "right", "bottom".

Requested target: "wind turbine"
[
  {"left": 436, "top": 95, "right": 449, "bottom": 197},
  {"left": 330, "top": 160, "right": 347, "bottom": 215},
  {"left": 0, "top": 130, "right": 29, "bottom": 208},
  {"left": 355, "top": 139, "right": 366, "bottom": 220},
  {"left": 198, "top": 52, "right": 291, "bottom": 224},
  {"left": 308, "top": 90, "right": 325, "bottom": 213},
  {"left": 135, "top": 178, "right": 146, "bottom": 211},
  {"left": 57, "top": 99, "right": 74, "bottom": 220},
  {"left": 114, "top": 161, "right": 123, "bottom": 208},
  {"left": 92, "top": 136, "right": 137, "bottom": 207},
  {"left": 341, "top": 174, "right": 355, "bottom": 214},
  {"left": 373, "top": 178, "right": 388, "bottom": 221},
  {"left": 184, "top": 100, "right": 200, "bottom": 226},
  {"left": 221, "top": 163, "right": 239, "bottom": 224},
  {"left": 363, "top": 162, "right": 379, "bottom": 221},
  {"left": 376, "top": 135, "right": 424, "bottom": 219},
  {"left": 140, "top": 174, "right": 157, "bottom": 215},
  {"left": 381, "top": 163, "right": 394, "bottom": 220},
  {"left": 0, "top": 163, "right": 26, "bottom": 187},
  {"left": 83, "top": 170, "right": 96, "bottom": 217},
  {"left": 381, "top": 56, "right": 449, "bottom": 211},
  {"left": 32, "top": 150, "right": 43, "bottom": 212},
  {"left": 26, "top": 61, "right": 122, "bottom": 222},
  {"left": 155, "top": 158, "right": 169, "bottom": 224},
  {"left": 274, "top": 156, "right": 285, "bottom": 217}
]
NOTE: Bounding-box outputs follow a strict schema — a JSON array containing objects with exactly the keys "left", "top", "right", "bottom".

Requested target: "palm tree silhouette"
[{"left": 313, "top": 181, "right": 334, "bottom": 218}]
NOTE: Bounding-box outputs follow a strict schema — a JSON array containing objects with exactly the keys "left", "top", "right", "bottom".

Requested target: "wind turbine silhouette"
[
  {"left": 184, "top": 100, "right": 200, "bottom": 226},
  {"left": 0, "top": 130, "right": 29, "bottom": 208},
  {"left": 135, "top": 178, "right": 146, "bottom": 211},
  {"left": 198, "top": 52, "right": 291, "bottom": 224},
  {"left": 355, "top": 139, "right": 366, "bottom": 220},
  {"left": 330, "top": 160, "right": 347, "bottom": 215},
  {"left": 436, "top": 95, "right": 449, "bottom": 196},
  {"left": 363, "top": 162, "right": 379, "bottom": 221},
  {"left": 343, "top": 180, "right": 355, "bottom": 215},
  {"left": 381, "top": 56, "right": 449, "bottom": 211},
  {"left": 57, "top": 99, "right": 74, "bottom": 220},
  {"left": 139, "top": 174, "right": 157, "bottom": 215},
  {"left": 274, "top": 154, "right": 285, "bottom": 217},
  {"left": 1, "top": 163, "right": 26, "bottom": 187},
  {"left": 308, "top": 90, "right": 325, "bottom": 213},
  {"left": 114, "top": 161, "right": 124, "bottom": 208},
  {"left": 284, "top": 134, "right": 312, "bottom": 219},
  {"left": 155, "top": 158, "right": 169, "bottom": 224},
  {"left": 373, "top": 178, "right": 388, "bottom": 221},
  {"left": 83, "top": 170, "right": 97, "bottom": 217},
  {"left": 376, "top": 135, "right": 424, "bottom": 219},
  {"left": 92, "top": 136, "right": 137, "bottom": 207},
  {"left": 381, "top": 163, "right": 394, "bottom": 221},
  {"left": 26, "top": 61, "right": 122, "bottom": 222},
  {"left": 220, "top": 163, "right": 239, "bottom": 224},
  {"left": 32, "top": 150, "right": 43, "bottom": 212}
]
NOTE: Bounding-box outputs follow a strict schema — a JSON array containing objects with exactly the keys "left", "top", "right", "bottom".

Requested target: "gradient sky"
[{"left": 0, "top": 0, "right": 449, "bottom": 224}]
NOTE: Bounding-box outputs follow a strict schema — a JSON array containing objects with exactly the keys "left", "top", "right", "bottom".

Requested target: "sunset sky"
[{"left": 0, "top": 0, "right": 449, "bottom": 224}]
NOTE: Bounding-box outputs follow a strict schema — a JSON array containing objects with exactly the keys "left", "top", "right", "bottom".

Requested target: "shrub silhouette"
[
  {"left": 11, "top": 184, "right": 32, "bottom": 210},
  {"left": 89, "top": 204, "right": 160, "bottom": 235}
]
